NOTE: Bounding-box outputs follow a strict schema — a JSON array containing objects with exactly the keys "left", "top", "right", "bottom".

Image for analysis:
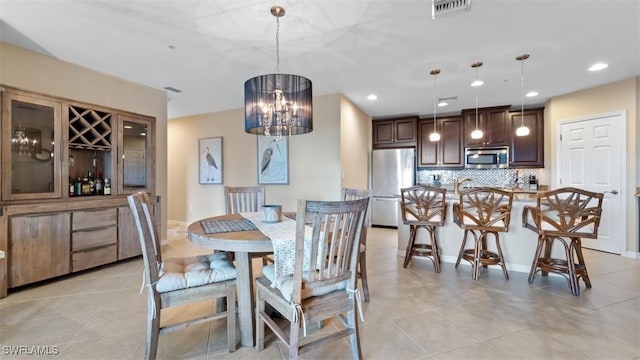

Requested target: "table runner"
[{"left": 241, "top": 212, "right": 314, "bottom": 286}]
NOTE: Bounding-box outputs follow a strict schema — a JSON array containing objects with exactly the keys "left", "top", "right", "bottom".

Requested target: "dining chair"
[
  {"left": 400, "top": 185, "right": 447, "bottom": 272},
  {"left": 453, "top": 187, "right": 514, "bottom": 280},
  {"left": 128, "top": 192, "right": 237, "bottom": 359},
  {"left": 255, "top": 197, "right": 369, "bottom": 360},
  {"left": 224, "top": 185, "right": 274, "bottom": 264},
  {"left": 342, "top": 187, "right": 371, "bottom": 302},
  {"left": 522, "top": 187, "right": 604, "bottom": 295},
  {"left": 224, "top": 185, "right": 265, "bottom": 214}
]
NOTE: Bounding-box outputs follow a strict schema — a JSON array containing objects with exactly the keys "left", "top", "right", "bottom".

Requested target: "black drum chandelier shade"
[
  {"left": 244, "top": 73, "right": 313, "bottom": 136},
  {"left": 244, "top": 6, "right": 313, "bottom": 137}
]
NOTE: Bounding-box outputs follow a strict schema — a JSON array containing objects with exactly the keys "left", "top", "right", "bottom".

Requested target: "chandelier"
[
  {"left": 244, "top": 6, "right": 313, "bottom": 139},
  {"left": 11, "top": 127, "right": 39, "bottom": 157},
  {"left": 12, "top": 129, "right": 38, "bottom": 157}
]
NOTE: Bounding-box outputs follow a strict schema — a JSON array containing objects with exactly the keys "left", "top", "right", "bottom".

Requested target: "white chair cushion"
[
  {"left": 156, "top": 252, "right": 237, "bottom": 293},
  {"left": 262, "top": 264, "right": 347, "bottom": 302},
  {"left": 462, "top": 214, "right": 505, "bottom": 228},
  {"left": 405, "top": 213, "right": 442, "bottom": 223}
]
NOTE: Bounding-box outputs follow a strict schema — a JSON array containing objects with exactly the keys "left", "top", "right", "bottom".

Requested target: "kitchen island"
[{"left": 396, "top": 190, "right": 559, "bottom": 274}]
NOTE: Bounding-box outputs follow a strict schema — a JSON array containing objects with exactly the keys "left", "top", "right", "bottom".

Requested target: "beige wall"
[
  {"left": 0, "top": 42, "right": 169, "bottom": 237},
  {"left": 545, "top": 77, "right": 639, "bottom": 254},
  {"left": 340, "top": 96, "right": 372, "bottom": 191},
  {"left": 168, "top": 93, "right": 370, "bottom": 223}
]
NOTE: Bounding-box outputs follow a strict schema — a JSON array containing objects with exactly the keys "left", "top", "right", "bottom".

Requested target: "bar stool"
[
  {"left": 522, "top": 187, "right": 603, "bottom": 295},
  {"left": 400, "top": 185, "right": 447, "bottom": 272},
  {"left": 453, "top": 188, "right": 513, "bottom": 280}
]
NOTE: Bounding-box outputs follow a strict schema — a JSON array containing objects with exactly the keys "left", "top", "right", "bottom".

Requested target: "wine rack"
[{"left": 68, "top": 105, "right": 112, "bottom": 150}]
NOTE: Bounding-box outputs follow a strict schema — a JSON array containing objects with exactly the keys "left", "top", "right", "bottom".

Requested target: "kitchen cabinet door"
[
  {"left": 510, "top": 108, "right": 544, "bottom": 168},
  {"left": 418, "top": 116, "right": 463, "bottom": 168},
  {"left": 118, "top": 206, "right": 142, "bottom": 259},
  {"left": 463, "top": 106, "right": 510, "bottom": 147},
  {"left": 1, "top": 91, "right": 63, "bottom": 201},
  {"left": 9, "top": 213, "right": 71, "bottom": 287},
  {"left": 373, "top": 117, "right": 417, "bottom": 148}
]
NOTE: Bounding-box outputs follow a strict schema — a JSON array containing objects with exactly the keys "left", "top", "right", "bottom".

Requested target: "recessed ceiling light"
[
  {"left": 367, "top": 94, "right": 378, "bottom": 101},
  {"left": 588, "top": 62, "right": 608, "bottom": 71},
  {"left": 470, "top": 79, "right": 484, "bottom": 87},
  {"left": 526, "top": 91, "right": 538, "bottom": 97},
  {"left": 437, "top": 101, "right": 448, "bottom": 107}
]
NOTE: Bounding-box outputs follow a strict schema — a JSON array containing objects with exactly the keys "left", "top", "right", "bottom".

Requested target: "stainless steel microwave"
[{"left": 464, "top": 146, "right": 509, "bottom": 169}]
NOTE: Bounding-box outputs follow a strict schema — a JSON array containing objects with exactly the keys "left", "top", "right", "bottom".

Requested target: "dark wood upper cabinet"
[
  {"left": 373, "top": 117, "right": 417, "bottom": 148},
  {"left": 462, "top": 106, "right": 511, "bottom": 148},
  {"left": 418, "top": 116, "right": 464, "bottom": 169},
  {"left": 509, "top": 107, "right": 544, "bottom": 168}
]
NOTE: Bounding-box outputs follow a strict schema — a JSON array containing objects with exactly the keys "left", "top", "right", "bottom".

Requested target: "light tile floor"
[{"left": 1, "top": 225, "right": 639, "bottom": 359}]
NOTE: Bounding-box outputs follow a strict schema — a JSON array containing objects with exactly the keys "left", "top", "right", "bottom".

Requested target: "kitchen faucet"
[{"left": 454, "top": 177, "right": 473, "bottom": 196}]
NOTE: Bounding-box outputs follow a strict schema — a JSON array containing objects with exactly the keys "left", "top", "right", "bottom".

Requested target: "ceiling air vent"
[
  {"left": 164, "top": 86, "right": 182, "bottom": 93},
  {"left": 432, "top": 0, "right": 471, "bottom": 19}
]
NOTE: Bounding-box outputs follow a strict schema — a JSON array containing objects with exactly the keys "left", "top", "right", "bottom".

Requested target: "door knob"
[{"left": 604, "top": 189, "right": 619, "bottom": 195}]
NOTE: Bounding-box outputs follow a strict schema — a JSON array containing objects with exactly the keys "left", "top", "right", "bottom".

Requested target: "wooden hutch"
[{"left": 0, "top": 86, "right": 158, "bottom": 298}]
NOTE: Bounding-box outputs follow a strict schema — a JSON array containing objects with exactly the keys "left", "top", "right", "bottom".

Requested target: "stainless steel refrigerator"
[{"left": 371, "top": 148, "right": 415, "bottom": 227}]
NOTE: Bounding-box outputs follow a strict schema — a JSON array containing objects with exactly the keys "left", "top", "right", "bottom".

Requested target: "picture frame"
[
  {"left": 257, "top": 135, "right": 289, "bottom": 185},
  {"left": 199, "top": 137, "right": 223, "bottom": 184}
]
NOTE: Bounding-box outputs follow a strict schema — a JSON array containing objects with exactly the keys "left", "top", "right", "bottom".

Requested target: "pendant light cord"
[
  {"left": 520, "top": 57, "right": 525, "bottom": 126},
  {"left": 475, "top": 95, "right": 479, "bottom": 129},
  {"left": 433, "top": 73, "right": 437, "bottom": 132},
  {"left": 276, "top": 15, "right": 280, "bottom": 74}
]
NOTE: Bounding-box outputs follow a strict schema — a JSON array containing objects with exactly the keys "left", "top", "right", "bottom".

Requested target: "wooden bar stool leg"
[
  {"left": 403, "top": 225, "right": 417, "bottom": 268},
  {"left": 429, "top": 226, "right": 441, "bottom": 273},
  {"left": 472, "top": 231, "right": 483, "bottom": 281},
  {"left": 493, "top": 232, "right": 509, "bottom": 280},
  {"left": 557, "top": 239, "right": 578, "bottom": 296},
  {"left": 573, "top": 238, "right": 591, "bottom": 289},
  {"left": 455, "top": 230, "right": 470, "bottom": 268},
  {"left": 528, "top": 235, "right": 545, "bottom": 283},
  {"left": 541, "top": 237, "right": 554, "bottom": 277}
]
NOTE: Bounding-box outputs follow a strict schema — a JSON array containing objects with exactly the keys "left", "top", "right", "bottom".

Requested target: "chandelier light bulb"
[{"left": 429, "top": 132, "right": 441, "bottom": 142}]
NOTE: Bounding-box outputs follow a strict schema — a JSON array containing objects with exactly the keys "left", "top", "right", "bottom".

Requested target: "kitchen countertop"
[{"left": 434, "top": 186, "right": 541, "bottom": 201}]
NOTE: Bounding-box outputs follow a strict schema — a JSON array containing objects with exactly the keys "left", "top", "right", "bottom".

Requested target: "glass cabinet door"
[
  {"left": 1, "top": 92, "right": 62, "bottom": 200},
  {"left": 117, "top": 114, "right": 154, "bottom": 195}
]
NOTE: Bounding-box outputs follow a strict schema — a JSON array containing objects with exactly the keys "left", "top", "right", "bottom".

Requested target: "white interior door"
[{"left": 559, "top": 111, "right": 626, "bottom": 254}]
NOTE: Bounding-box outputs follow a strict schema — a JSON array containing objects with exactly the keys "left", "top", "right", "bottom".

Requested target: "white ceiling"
[{"left": 1, "top": 0, "right": 639, "bottom": 119}]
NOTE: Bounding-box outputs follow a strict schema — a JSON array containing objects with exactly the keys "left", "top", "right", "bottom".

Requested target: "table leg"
[{"left": 234, "top": 251, "right": 255, "bottom": 347}]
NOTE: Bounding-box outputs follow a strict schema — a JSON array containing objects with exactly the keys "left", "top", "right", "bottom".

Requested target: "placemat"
[{"left": 200, "top": 218, "right": 258, "bottom": 234}]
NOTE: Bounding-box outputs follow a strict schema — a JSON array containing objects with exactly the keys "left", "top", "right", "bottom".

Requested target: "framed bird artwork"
[
  {"left": 199, "top": 137, "right": 223, "bottom": 184},
  {"left": 257, "top": 135, "right": 289, "bottom": 185}
]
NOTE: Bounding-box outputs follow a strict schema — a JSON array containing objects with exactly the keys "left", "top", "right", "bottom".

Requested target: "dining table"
[{"left": 187, "top": 212, "right": 299, "bottom": 348}]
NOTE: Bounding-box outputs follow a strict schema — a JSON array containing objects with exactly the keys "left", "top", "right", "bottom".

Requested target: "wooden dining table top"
[{"left": 187, "top": 213, "right": 274, "bottom": 253}]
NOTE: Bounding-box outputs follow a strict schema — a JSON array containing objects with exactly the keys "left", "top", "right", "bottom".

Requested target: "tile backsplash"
[{"left": 417, "top": 168, "right": 540, "bottom": 189}]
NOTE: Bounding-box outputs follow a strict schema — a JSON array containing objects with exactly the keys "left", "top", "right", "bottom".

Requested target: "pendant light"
[
  {"left": 470, "top": 61, "right": 484, "bottom": 140},
  {"left": 429, "top": 69, "right": 441, "bottom": 142},
  {"left": 244, "top": 6, "right": 313, "bottom": 138},
  {"left": 515, "top": 54, "right": 530, "bottom": 137}
]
